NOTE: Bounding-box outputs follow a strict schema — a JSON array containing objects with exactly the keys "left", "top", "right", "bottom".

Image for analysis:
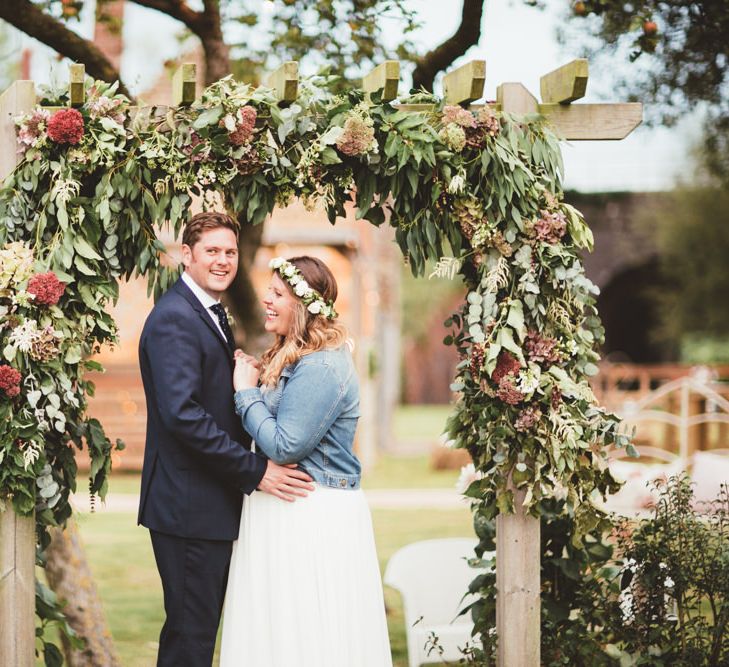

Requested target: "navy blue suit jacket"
[{"left": 137, "top": 277, "right": 267, "bottom": 540}]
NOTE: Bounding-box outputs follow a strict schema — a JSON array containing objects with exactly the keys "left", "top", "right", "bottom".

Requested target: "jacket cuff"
[{"left": 234, "top": 388, "right": 264, "bottom": 417}]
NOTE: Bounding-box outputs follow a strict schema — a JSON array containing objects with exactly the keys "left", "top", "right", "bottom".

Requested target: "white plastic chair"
[{"left": 384, "top": 538, "right": 484, "bottom": 667}]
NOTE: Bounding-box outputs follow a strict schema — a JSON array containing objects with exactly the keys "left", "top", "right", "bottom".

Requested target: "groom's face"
[{"left": 182, "top": 227, "right": 239, "bottom": 299}]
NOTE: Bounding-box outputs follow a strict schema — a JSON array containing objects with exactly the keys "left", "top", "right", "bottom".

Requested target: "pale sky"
[{"left": 10, "top": 0, "right": 699, "bottom": 192}]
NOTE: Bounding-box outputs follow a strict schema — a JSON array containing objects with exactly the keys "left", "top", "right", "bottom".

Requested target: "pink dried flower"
[
  {"left": 0, "top": 365, "right": 21, "bottom": 398},
  {"left": 442, "top": 105, "right": 477, "bottom": 128},
  {"left": 27, "top": 272, "right": 66, "bottom": 306},
  {"left": 336, "top": 113, "right": 376, "bottom": 156},
  {"left": 229, "top": 105, "right": 257, "bottom": 146},
  {"left": 515, "top": 405, "right": 542, "bottom": 432},
  {"left": 47, "top": 108, "right": 85, "bottom": 145},
  {"left": 17, "top": 109, "right": 51, "bottom": 154},
  {"left": 534, "top": 210, "right": 567, "bottom": 244},
  {"left": 525, "top": 330, "right": 560, "bottom": 364},
  {"left": 496, "top": 377, "right": 525, "bottom": 405}
]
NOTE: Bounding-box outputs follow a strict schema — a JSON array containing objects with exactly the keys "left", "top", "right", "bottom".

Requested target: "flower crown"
[{"left": 269, "top": 257, "right": 338, "bottom": 320}]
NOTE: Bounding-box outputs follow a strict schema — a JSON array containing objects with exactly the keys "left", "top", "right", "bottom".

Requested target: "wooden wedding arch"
[{"left": 0, "top": 57, "right": 641, "bottom": 667}]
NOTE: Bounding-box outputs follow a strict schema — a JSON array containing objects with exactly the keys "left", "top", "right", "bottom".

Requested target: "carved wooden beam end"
[
  {"left": 362, "top": 60, "right": 400, "bottom": 101},
  {"left": 540, "top": 59, "right": 589, "bottom": 105},
  {"left": 69, "top": 63, "right": 85, "bottom": 107},
  {"left": 443, "top": 59, "right": 485, "bottom": 106},
  {"left": 172, "top": 63, "right": 197, "bottom": 107},
  {"left": 266, "top": 61, "right": 299, "bottom": 104},
  {"left": 497, "top": 82, "right": 538, "bottom": 115},
  {"left": 538, "top": 102, "right": 643, "bottom": 140}
]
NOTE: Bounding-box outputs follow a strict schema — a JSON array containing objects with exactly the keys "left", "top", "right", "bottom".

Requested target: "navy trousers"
[{"left": 150, "top": 530, "right": 233, "bottom": 667}]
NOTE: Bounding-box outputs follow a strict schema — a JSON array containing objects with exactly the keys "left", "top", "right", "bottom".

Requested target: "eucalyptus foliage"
[{"left": 1, "top": 73, "right": 630, "bottom": 652}]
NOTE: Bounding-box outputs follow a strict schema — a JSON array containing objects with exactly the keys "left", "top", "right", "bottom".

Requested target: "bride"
[{"left": 219, "top": 255, "right": 392, "bottom": 667}]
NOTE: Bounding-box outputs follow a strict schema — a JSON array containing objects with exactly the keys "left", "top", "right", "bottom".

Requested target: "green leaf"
[
  {"left": 319, "top": 147, "right": 342, "bottom": 165},
  {"left": 73, "top": 237, "right": 103, "bottom": 261},
  {"left": 73, "top": 256, "right": 96, "bottom": 276},
  {"left": 192, "top": 105, "right": 223, "bottom": 129},
  {"left": 64, "top": 346, "right": 82, "bottom": 365},
  {"left": 506, "top": 300, "right": 525, "bottom": 341}
]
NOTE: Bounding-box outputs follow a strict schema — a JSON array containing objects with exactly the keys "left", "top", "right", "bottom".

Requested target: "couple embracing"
[{"left": 137, "top": 211, "right": 392, "bottom": 666}]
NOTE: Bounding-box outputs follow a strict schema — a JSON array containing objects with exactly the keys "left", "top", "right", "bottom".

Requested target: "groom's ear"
[{"left": 181, "top": 243, "right": 192, "bottom": 268}]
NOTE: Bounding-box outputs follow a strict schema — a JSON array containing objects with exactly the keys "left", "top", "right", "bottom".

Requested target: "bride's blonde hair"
[{"left": 259, "top": 256, "right": 348, "bottom": 386}]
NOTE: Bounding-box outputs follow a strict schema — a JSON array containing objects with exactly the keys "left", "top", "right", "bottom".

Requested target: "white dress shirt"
[{"left": 181, "top": 271, "right": 227, "bottom": 339}]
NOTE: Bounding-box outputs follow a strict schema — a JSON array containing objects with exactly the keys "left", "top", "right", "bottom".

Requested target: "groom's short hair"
[{"left": 182, "top": 212, "right": 240, "bottom": 249}]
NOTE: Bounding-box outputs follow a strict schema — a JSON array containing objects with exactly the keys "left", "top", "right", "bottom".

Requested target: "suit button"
[{"left": 339, "top": 479, "right": 347, "bottom": 488}]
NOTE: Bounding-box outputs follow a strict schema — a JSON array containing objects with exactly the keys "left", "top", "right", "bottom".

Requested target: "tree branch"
[
  {"left": 0, "top": 0, "right": 131, "bottom": 98},
  {"left": 129, "top": 0, "right": 228, "bottom": 84},
  {"left": 128, "top": 0, "right": 205, "bottom": 35},
  {"left": 411, "top": 0, "right": 485, "bottom": 92}
]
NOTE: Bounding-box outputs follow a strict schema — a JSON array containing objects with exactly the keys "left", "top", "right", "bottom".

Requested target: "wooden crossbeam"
[
  {"left": 69, "top": 63, "right": 85, "bottom": 106},
  {"left": 266, "top": 61, "right": 299, "bottom": 104},
  {"left": 362, "top": 60, "right": 400, "bottom": 101},
  {"left": 443, "top": 60, "right": 485, "bottom": 106},
  {"left": 172, "top": 63, "right": 196, "bottom": 106},
  {"left": 538, "top": 102, "right": 642, "bottom": 140},
  {"left": 540, "top": 59, "right": 588, "bottom": 105}
]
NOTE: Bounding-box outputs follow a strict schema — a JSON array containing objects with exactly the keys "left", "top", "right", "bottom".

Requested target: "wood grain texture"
[
  {"left": 265, "top": 61, "right": 299, "bottom": 103},
  {"left": 497, "top": 82, "right": 539, "bottom": 115},
  {"left": 496, "top": 501, "right": 541, "bottom": 667},
  {"left": 540, "top": 59, "right": 588, "bottom": 104},
  {"left": 172, "top": 62, "right": 197, "bottom": 106},
  {"left": 362, "top": 61, "right": 400, "bottom": 101},
  {"left": 0, "top": 78, "right": 36, "bottom": 667},
  {"left": 69, "top": 62, "right": 85, "bottom": 106},
  {"left": 443, "top": 60, "right": 485, "bottom": 105},
  {"left": 539, "top": 102, "right": 643, "bottom": 140}
]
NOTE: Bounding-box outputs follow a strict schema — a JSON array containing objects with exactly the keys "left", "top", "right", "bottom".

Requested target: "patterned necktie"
[{"left": 209, "top": 303, "right": 235, "bottom": 351}]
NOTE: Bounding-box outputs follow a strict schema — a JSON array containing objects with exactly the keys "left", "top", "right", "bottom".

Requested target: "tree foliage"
[{"left": 559, "top": 0, "right": 729, "bottom": 179}]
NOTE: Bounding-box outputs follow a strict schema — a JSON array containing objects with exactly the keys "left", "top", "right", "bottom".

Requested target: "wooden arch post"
[{"left": 0, "top": 79, "right": 37, "bottom": 667}]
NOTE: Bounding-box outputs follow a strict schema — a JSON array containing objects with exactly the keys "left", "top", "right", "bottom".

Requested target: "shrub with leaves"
[{"left": 606, "top": 475, "right": 729, "bottom": 666}]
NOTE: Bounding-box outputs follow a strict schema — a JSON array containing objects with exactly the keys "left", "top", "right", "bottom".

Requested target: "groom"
[{"left": 137, "top": 211, "right": 313, "bottom": 666}]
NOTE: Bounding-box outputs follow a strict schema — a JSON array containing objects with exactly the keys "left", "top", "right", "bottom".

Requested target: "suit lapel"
[{"left": 172, "top": 279, "right": 234, "bottom": 366}]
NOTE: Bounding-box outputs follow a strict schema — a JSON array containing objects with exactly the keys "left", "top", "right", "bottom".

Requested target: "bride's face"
[{"left": 263, "top": 273, "right": 298, "bottom": 336}]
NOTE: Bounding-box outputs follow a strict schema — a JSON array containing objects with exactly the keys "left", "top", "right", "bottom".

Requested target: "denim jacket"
[{"left": 233, "top": 347, "right": 362, "bottom": 490}]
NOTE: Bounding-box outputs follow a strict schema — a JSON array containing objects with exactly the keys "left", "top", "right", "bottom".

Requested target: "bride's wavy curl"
[{"left": 260, "top": 256, "right": 348, "bottom": 386}]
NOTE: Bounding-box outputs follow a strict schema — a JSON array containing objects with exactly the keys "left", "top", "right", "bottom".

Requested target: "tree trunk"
[
  {"left": 225, "top": 220, "right": 271, "bottom": 355},
  {"left": 44, "top": 521, "right": 120, "bottom": 667}
]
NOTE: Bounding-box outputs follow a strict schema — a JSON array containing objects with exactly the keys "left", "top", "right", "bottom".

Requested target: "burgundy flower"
[
  {"left": 496, "top": 377, "right": 524, "bottom": 405},
  {"left": 550, "top": 387, "right": 563, "bottom": 410},
  {"left": 470, "top": 343, "right": 487, "bottom": 378},
  {"left": 183, "top": 132, "right": 209, "bottom": 163},
  {"left": 27, "top": 272, "right": 66, "bottom": 306},
  {"left": 491, "top": 351, "right": 521, "bottom": 384},
  {"left": 525, "top": 330, "right": 560, "bottom": 364},
  {"left": 0, "top": 365, "right": 22, "bottom": 398},
  {"left": 47, "top": 108, "right": 85, "bottom": 145}
]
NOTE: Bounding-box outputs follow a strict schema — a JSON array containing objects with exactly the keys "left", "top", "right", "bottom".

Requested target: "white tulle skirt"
[{"left": 219, "top": 484, "right": 393, "bottom": 667}]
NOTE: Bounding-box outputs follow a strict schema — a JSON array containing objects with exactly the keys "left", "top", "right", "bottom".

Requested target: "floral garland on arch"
[{"left": 0, "top": 71, "right": 631, "bottom": 647}]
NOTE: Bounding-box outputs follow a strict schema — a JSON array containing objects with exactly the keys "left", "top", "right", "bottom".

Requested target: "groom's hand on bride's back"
[{"left": 258, "top": 462, "right": 314, "bottom": 501}]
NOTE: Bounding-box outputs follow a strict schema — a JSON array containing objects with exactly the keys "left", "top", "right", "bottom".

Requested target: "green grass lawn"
[
  {"left": 393, "top": 404, "right": 453, "bottom": 443},
  {"left": 70, "top": 507, "right": 474, "bottom": 667},
  {"left": 105, "top": 452, "right": 460, "bottom": 495}
]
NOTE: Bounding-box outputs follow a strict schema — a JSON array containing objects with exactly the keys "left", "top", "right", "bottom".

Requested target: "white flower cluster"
[
  {"left": 268, "top": 257, "right": 338, "bottom": 320},
  {"left": 0, "top": 241, "right": 34, "bottom": 291}
]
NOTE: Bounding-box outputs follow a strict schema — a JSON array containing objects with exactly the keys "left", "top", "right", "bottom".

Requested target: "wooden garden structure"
[{"left": 0, "top": 58, "right": 641, "bottom": 667}]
